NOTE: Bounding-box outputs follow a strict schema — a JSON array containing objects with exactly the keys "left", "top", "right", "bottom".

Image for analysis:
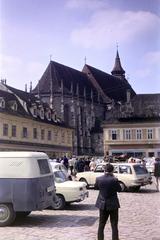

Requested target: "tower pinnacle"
[{"left": 111, "top": 50, "right": 125, "bottom": 79}]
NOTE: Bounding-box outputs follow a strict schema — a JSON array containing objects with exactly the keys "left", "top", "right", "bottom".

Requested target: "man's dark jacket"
[{"left": 95, "top": 173, "right": 121, "bottom": 210}]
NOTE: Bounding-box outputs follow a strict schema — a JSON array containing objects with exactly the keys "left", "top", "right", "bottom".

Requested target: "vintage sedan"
[
  {"left": 76, "top": 163, "right": 152, "bottom": 192},
  {"left": 51, "top": 170, "right": 89, "bottom": 210}
]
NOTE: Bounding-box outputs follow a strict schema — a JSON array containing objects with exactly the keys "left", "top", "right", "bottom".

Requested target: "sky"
[{"left": 0, "top": 0, "right": 160, "bottom": 94}]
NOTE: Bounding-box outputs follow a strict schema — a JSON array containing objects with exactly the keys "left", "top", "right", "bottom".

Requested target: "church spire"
[{"left": 111, "top": 49, "right": 125, "bottom": 79}]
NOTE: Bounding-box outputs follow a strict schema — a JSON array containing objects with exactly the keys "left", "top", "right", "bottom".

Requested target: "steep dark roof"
[
  {"left": 84, "top": 64, "right": 136, "bottom": 102},
  {"left": 0, "top": 85, "right": 69, "bottom": 128},
  {"left": 105, "top": 93, "right": 160, "bottom": 123},
  {"left": 6, "top": 85, "right": 37, "bottom": 104},
  {"left": 32, "top": 61, "right": 100, "bottom": 102},
  {"left": 131, "top": 94, "right": 160, "bottom": 117},
  {"left": 0, "top": 89, "right": 29, "bottom": 116}
]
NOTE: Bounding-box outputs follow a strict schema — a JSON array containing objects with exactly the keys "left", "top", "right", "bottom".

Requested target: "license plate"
[{"left": 47, "top": 185, "right": 54, "bottom": 192}]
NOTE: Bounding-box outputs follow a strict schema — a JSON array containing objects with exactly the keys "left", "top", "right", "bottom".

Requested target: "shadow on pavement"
[
  {"left": 13, "top": 214, "right": 98, "bottom": 228},
  {"left": 64, "top": 203, "right": 96, "bottom": 211}
]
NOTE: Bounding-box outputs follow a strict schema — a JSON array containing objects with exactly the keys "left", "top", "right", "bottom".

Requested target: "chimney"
[
  {"left": 30, "top": 81, "right": 32, "bottom": 92},
  {"left": 25, "top": 84, "right": 27, "bottom": 92}
]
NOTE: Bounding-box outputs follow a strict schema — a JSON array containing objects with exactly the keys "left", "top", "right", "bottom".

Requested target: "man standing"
[
  {"left": 154, "top": 157, "right": 160, "bottom": 192},
  {"left": 95, "top": 163, "right": 121, "bottom": 240}
]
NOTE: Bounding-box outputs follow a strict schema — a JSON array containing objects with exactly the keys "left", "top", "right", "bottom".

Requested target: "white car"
[
  {"left": 51, "top": 169, "right": 89, "bottom": 210},
  {"left": 76, "top": 163, "right": 152, "bottom": 192},
  {"left": 49, "top": 161, "right": 69, "bottom": 178}
]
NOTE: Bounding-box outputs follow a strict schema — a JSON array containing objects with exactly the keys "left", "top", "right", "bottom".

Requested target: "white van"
[{"left": 0, "top": 152, "right": 56, "bottom": 226}]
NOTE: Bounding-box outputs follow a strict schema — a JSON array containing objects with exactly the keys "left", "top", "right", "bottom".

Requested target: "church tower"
[{"left": 111, "top": 50, "right": 125, "bottom": 79}]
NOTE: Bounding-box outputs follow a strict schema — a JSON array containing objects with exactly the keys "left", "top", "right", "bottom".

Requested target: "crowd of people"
[
  {"left": 53, "top": 154, "right": 160, "bottom": 191},
  {"left": 54, "top": 155, "right": 99, "bottom": 175}
]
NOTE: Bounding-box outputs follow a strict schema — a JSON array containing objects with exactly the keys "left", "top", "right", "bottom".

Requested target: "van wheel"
[
  {"left": 52, "top": 194, "right": 65, "bottom": 210},
  {"left": 16, "top": 211, "right": 31, "bottom": 218},
  {"left": 119, "top": 182, "right": 126, "bottom": 192},
  {"left": 79, "top": 178, "right": 89, "bottom": 188},
  {"left": 0, "top": 203, "right": 16, "bottom": 227}
]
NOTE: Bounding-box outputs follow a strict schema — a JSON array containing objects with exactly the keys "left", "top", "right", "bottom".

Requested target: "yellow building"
[
  {"left": 0, "top": 82, "right": 73, "bottom": 158},
  {"left": 103, "top": 94, "right": 160, "bottom": 158}
]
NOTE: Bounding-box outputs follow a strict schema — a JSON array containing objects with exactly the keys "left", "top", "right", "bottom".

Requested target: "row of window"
[
  {"left": 2, "top": 123, "right": 71, "bottom": 143},
  {"left": 110, "top": 128, "right": 157, "bottom": 141}
]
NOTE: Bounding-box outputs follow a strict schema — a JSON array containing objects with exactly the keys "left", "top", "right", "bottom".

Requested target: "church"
[{"left": 32, "top": 51, "right": 136, "bottom": 156}]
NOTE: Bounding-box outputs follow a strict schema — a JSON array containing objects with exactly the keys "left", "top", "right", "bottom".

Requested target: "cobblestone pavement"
[{"left": 0, "top": 178, "right": 160, "bottom": 240}]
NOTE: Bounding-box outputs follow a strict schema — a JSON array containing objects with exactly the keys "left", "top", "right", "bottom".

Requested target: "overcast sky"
[{"left": 0, "top": 0, "right": 160, "bottom": 94}]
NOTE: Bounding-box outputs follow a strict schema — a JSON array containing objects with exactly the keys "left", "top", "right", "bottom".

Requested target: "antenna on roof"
[{"left": 84, "top": 56, "right": 87, "bottom": 65}]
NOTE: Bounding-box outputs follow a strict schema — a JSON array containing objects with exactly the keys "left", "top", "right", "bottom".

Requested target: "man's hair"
[{"left": 104, "top": 163, "right": 114, "bottom": 173}]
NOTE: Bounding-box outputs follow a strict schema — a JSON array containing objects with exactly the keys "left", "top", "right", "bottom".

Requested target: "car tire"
[
  {"left": 16, "top": 211, "right": 31, "bottom": 218},
  {"left": 130, "top": 186, "right": 141, "bottom": 192},
  {"left": 79, "top": 178, "right": 89, "bottom": 188},
  {"left": 0, "top": 203, "right": 16, "bottom": 227},
  {"left": 119, "top": 181, "right": 126, "bottom": 192},
  {"left": 52, "top": 194, "right": 65, "bottom": 210}
]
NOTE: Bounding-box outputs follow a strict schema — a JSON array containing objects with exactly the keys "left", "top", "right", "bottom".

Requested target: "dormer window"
[
  {"left": 33, "top": 107, "right": 37, "bottom": 117},
  {"left": 46, "top": 110, "right": 51, "bottom": 121},
  {"left": 40, "top": 108, "right": 44, "bottom": 119},
  {"left": 10, "top": 101, "right": 17, "bottom": 111},
  {"left": 0, "top": 98, "right": 5, "bottom": 108}
]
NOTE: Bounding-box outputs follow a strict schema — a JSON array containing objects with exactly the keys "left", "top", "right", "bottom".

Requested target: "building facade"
[
  {"left": 0, "top": 82, "right": 73, "bottom": 158},
  {"left": 103, "top": 94, "right": 160, "bottom": 158},
  {"left": 32, "top": 51, "right": 135, "bottom": 156}
]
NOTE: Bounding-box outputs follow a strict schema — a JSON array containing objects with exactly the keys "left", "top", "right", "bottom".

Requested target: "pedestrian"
[
  {"left": 62, "top": 156, "right": 69, "bottom": 170},
  {"left": 68, "top": 156, "right": 76, "bottom": 175},
  {"left": 154, "top": 157, "right": 160, "bottom": 192},
  {"left": 89, "top": 158, "right": 96, "bottom": 171},
  {"left": 95, "top": 163, "right": 121, "bottom": 240}
]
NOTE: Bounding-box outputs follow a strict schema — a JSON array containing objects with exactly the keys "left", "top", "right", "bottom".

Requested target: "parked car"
[
  {"left": 0, "top": 152, "right": 56, "bottom": 226},
  {"left": 50, "top": 169, "right": 89, "bottom": 210},
  {"left": 76, "top": 162, "right": 152, "bottom": 192},
  {"left": 49, "top": 161, "right": 72, "bottom": 179}
]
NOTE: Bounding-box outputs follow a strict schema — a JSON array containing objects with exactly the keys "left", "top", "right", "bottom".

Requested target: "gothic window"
[
  {"left": 64, "top": 104, "right": 70, "bottom": 125},
  {"left": 80, "top": 107, "right": 83, "bottom": 126}
]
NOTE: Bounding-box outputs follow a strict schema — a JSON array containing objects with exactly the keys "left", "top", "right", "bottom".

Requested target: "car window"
[
  {"left": 95, "top": 165, "right": 104, "bottom": 172},
  {"left": 119, "top": 165, "right": 132, "bottom": 174},
  {"left": 53, "top": 171, "right": 68, "bottom": 183},
  {"left": 133, "top": 165, "right": 148, "bottom": 174},
  {"left": 113, "top": 165, "right": 118, "bottom": 173},
  {"left": 37, "top": 159, "right": 51, "bottom": 174}
]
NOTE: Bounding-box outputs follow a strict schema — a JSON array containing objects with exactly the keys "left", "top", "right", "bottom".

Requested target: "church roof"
[
  {"left": 83, "top": 64, "right": 136, "bottom": 102},
  {"left": 32, "top": 61, "right": 103, "bottom": 102}
]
